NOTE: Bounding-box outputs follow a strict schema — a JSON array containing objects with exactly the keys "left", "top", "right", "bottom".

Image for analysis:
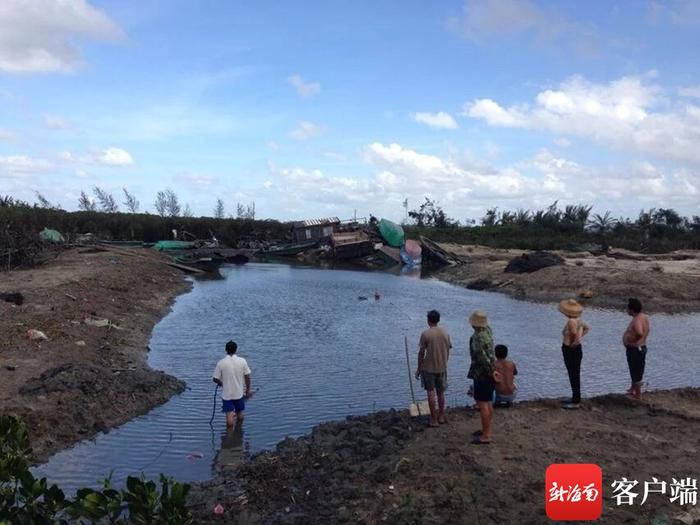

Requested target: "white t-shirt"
[{"left": 213, "top": 355, "right": 251, "bottom": 400}]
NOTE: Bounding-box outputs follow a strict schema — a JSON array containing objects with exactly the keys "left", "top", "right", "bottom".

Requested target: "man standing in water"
[
  {"left": 415, "top": 310, "right": 452, "bottom": 427},
  {"left": 623, "top": 298, "right": 650, "bottom": 400},
  {"left": 213, "top": 341, "right": 252, "bottom": 427}
]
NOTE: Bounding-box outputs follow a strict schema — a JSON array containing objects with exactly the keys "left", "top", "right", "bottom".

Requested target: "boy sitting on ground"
[{"left": 493, "top": 344, "right": 517, "bottom": 407}]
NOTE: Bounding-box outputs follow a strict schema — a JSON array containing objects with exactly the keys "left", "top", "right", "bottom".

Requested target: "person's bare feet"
[
  {"left": 428, "top": 420, "right": 439, "bottom": 428},
  {"left": 438, "top": 415, "right": 449, "bottom": 425}
]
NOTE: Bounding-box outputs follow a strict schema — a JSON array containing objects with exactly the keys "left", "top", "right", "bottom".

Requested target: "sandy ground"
[
  {"left": 435, "top": 244, "right": 700, "bottom": 313},
  {"left": 189, "top": 388, "right": 700, "bottom": 524},
  {"left": 0, "top": 247, "right": 190, "bottom": 462}
]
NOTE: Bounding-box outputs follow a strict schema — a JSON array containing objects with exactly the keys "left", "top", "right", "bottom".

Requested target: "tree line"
[
  {"left": 405, "top": 197, "right": 700, "bottom": 252},
  {"left": 407, "top": 197, "right": 700, "bottom": 233},
  {"left": 17, "top": 187, "right": 257, "bottom": 221}
]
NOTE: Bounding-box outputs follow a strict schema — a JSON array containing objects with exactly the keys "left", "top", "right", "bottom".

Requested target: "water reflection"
[{"left": 216, "top": 422, "right": 247, "bottom": 472}]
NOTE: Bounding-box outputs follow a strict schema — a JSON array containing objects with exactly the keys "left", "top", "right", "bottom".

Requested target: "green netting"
[
  {"left": 152, "top": 240, "right": 195, "bottom": 251},
  {"left": 39, "top": 228, "right": 65, "bottom": 243},
  {"left": 378, "top": 219, "right": 405, "bottom": 247}
]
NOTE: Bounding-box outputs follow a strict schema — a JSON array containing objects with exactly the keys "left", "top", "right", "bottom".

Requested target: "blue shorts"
[{"left": 222, "top": 398, "right": 245, "bottom": 413}]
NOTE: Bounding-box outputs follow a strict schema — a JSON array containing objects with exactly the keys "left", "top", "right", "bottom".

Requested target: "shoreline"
[
  {"left": 0, "top": 247, "right": 192, "bottom": 463},
  {"left": 190, "top": 387, "right": 700, "bottom": 524},
  {"left": 433, "top": 244, "right": 700, "bottom": 314}
]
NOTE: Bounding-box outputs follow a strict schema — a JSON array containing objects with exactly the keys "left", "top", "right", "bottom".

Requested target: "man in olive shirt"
[{"left": 415, "top": 310, "right": 452, "bottom": 427}]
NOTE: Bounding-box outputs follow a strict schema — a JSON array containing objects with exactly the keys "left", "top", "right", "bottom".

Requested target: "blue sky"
[{"left": 1, "top": 0, "right": 699, "bottom": 222}]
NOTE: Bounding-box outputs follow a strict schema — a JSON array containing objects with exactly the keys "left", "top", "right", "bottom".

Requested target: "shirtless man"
[
  {"left": 493, "top": 344, "right": 517, "bottom": 407},
  {"left": 623, "top": 298, "right": 650, "bottom": 400}
]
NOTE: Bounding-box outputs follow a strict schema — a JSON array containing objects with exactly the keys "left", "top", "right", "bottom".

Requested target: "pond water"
[{"left": 34, "top": 263, "right": 699, "bottom": 493}]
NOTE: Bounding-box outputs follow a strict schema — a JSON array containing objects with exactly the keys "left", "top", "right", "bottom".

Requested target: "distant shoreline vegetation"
[{"left": 1, "top": 191, "right": 699, "bottom": 269}]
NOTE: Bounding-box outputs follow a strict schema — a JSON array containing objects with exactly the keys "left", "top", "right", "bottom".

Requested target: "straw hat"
[
  {"left": 469, "top": 310, "right": 489, "bottom": 328},
  {"left": 558, "top": 298, "right": 583, "bottom": 318}
]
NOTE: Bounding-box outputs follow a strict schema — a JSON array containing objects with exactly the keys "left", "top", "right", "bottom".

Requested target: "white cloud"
[
  {"left": 464, "top": 74, "right": 700, "bottom": 165},
  {"left": 289, "top": 121, "right": 322, "bottom": 141},
  {"left": 93, "top": 147, "right": 133, "bottom": 166},
  {"left": 365, "top": 142, "right": 533, "bottom": 199},
  {"left": 411, "top": 111, "right": 459, "bottom": 129},
  {"left": 0, "top": 155, "right": 53, "bottom": 174},
  {"left": 466, "top": 99, "right": 527, "bottom": 127},
  {"left": 43, "top": 114, "right": 69, "bottom": 129},
  {"left": 554, "top": 137, "right": 571, "bottom": 148},
  {"left": 287, "top": 74, "right": 321, "bottom": 98},
  {"left": 0, "top": 0, "right": 124, "bottom": 73}
]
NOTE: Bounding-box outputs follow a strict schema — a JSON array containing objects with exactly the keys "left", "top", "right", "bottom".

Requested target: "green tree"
[
  {"left": 93, "top": 186, "right": 119, "bottom": 213},
  {"left": 78, "top": 191, "right": 96, "bottom": 212},
  {"left": 122, "top": 188, "right": 140, "bottom": 213},
  {"left": 214, "top": 199, "right": 225, "bottom": 219}
]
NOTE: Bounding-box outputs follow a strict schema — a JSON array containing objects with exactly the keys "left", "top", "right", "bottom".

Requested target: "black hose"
[{"left": 209, "top": 384, "right": 219, "bottom": 426}]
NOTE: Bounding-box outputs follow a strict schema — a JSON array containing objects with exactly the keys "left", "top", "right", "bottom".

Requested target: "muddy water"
[{"left": 34, "top": 263, "right": 699, "bottom": 493}]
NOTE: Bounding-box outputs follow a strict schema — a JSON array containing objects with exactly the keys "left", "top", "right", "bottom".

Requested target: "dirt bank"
[
  {"left": 189, "top": 388, "right": 700, "bottom": 524},
  {"left": 0, "top": 247, "right": 191, "bottom": 462},
  {"left": 435, "top": 244, "right": 700, "bottom": 313}
]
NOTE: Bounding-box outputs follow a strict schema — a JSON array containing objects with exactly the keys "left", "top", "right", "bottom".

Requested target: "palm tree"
[
  {"left": 515, "top": 208, "right": 531, "bottom": 225},
  {"left": 589, "top": 211, "right": 616, "bottom": 233}
]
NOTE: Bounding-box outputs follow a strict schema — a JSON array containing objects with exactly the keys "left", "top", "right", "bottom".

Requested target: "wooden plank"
[{"left": 166, "top": 261, "right": 205, "bottom": 274}]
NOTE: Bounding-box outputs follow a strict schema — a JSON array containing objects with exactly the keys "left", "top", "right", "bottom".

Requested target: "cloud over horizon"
[{"left": 0, "top": 0, "right": 123, "bottom": 73}]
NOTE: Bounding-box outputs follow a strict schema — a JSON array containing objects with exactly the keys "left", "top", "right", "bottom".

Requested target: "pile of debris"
[
  {"left": 504, "top": 251, "right": 565, "bottom": 274},
  {"left": 258, "top": 216, "right": 461, "bottom": 270}
]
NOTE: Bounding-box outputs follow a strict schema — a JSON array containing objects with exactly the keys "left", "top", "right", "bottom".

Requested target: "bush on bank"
[{"left": 0, "top": 415, "right": 192, "bottom": 525}]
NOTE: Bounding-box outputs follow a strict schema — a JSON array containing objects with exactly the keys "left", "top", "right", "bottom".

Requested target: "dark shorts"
[
  {"left": 626, "top": 345, "right": 647, "bottom": 384},
  {"left": 222, "top": 397, "right": 245, "bottom": 413},
  {"left": 421, "top": 371, "right": 447, "bottom": 393},
  {"left": 473, "top": 378, "right": 496, "bottom": 402}
]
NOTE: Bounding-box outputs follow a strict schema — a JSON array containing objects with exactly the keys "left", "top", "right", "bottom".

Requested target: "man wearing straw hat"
[
  {"left": 558, "top": 299, "right": 590, "bottom": 409},
  {"left": 468, "top": 311, "right": 496, "bottom": 444}
]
